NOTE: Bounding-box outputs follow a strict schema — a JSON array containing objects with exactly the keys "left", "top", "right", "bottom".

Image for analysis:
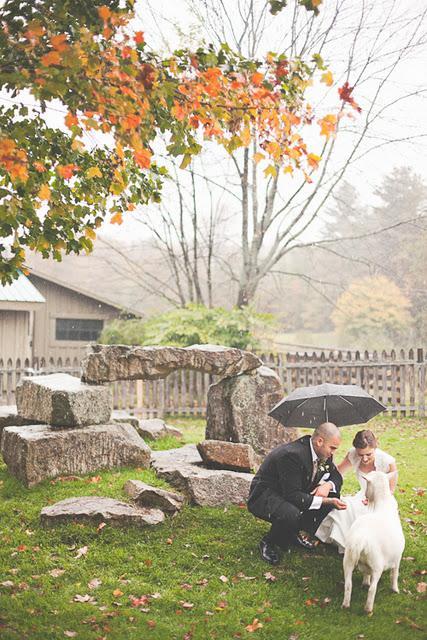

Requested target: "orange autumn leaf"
[
  {"left": 112, "top": 588, "right": 123, "bottom": 597},
  {"left": 57, "top": 164, "right": 79, "bottom": 179},
  {"left": 307, "top": 153, "right": 321, "bottom": 168},
  {"left": 245, "top": 618, "right": 263, "bottom": 632},
  {"left": 50, "top": 34, "right": 68, "bottom": 52},
  {"left": 134, "top": 31, "right": 144, "bottom": 45},
  {"left": 134, "top": 148, "right": 152, "bottom": 169},
  {"left": 251, "top": 71, "right": 264, "bottom": 86},
  {"left": 319, "top": 114, "right": 337, "bottom": 138},
  {"left": 98, "top": 6, "right": 111, "bottom": 21},
  {"left": 122, "top": 114, "right": 141, "bottom": 130},
  {"left": 40, "top": 51, "right": 61, "bottom": 67},
  {"left": 38, "top": 184, "right": 51, "bottom": 200},
  {"left": 110, "top": 211, "right": 123, "bottom": 225},
  {"left": 33, "top": 161, "right": 46, "bottom": 173},
  {"left": 64, "top": 112, "right": 79, "bottom": 128}
]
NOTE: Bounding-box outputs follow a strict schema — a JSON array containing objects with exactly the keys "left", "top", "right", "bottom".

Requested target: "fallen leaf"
[
  {"left": 146, "top": 619, "right": 156, "bottom": 629},
  {"left": 1, "top": 580, "right": 14, "bottom": 587},
  {"left": 130, "top": 595, "right": 150, "bottom": 607},
  {"left": 112, "top": 589, "right": 123, "bottom": 597},
  {"left": 413, "top": 569, "right": 427, "bottom": 575},
  {"left": 49, "top": 569, "right": 65, "bottom": 578},
  {"left": 264, "top": 572, "right": 277, "bottom": 582},
  {"left": 181, "top": 601, "right": 194, "bottom": 609},
  {"left": 73, "top": 594, "right": 96, "bottom": 603},
  {"left": 219, "top": 575, "right": 228, "bottom": 583},
  {"left": 403, "top": 557, "right": 415, "bottom": 561},
  {"left": 87, "top": 476, "right": 102, "bottom": 484},
  {"left": 64, "top": 632, "right": 77, "bottom": 638},
  {"left": 88, "top": 578, "right": 102, "bottom": 590},
  {"left": 245, "top": 618, "right": 263, "bottom": 632},
  {"left": 96, "top": 522, "right": 106, "bottom": 533},
  {"left": 75, "top": 546, "right": 88, "bottom": 559},
  {"left": 416, "top": 582, "right": 426, "bottom": 593},
  {"left": 166, "top": 538, "right": 173, "bottom": 545},
  {"left": 196, "top": 578, "right": 208, "bottom": 586},
  {"left": 17, "top": 545, "right": 27, "bottom": 552},
  {"left": 305, "top": 598, "right": 319, "bottom": 606},
  {"left": 180, "top": 583, "right": 192, "bottom": 590},
  {"left": 151, "top": 592, "right": 161, "bottom": 599}
]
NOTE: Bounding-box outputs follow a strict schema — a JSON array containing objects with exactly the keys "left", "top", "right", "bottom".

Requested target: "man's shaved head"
[
  {"left": 313, "top": 422, "right": 341, "bottom": 440},
  {"left": 312, "top": 422, "right": 341, "bottom": 460}
]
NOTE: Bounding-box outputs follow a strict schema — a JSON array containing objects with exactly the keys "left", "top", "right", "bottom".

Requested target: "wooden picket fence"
[{"left": 0, "top": 348, "right": 426, "bottom": 418}]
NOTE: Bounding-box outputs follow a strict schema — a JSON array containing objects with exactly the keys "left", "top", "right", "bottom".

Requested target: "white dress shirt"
[{"left": 308, "top": 438, "right": 336, "bottom": 510}]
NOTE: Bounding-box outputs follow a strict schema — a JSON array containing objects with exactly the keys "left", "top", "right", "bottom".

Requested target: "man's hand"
[
  {"left": 311, "top": 482, "right": 333, "bottom": 498},
  {"left": 324, "top": 497, "right": 347, "bottom": 510}
]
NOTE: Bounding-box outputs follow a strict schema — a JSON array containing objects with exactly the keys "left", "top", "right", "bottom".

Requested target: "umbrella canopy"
[{"left": 269, "top": 383, "right": 387, "bottom": 428}]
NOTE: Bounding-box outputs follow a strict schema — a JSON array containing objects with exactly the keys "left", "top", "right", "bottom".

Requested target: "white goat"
[{"left": 342, "top": 470, "right": 404, "bottom": 615}]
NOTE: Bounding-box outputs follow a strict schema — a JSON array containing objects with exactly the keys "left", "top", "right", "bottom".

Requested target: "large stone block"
[
  {"left": 1, "top": 423, "right": 151, "bottom": 487},
  {"left": 197, "top": 440, "right": 262, "bottom": 472},
  {"left": 151, "top": 445, "right": 253, "bottom": 507},
  {"left": 123, "top": 480, "right": 184, "bottom": 513},
  {"left": 81, "top": 344, "right": 262, "bottom": 383},
  {"left": 0, "top": 405, "right": 36, "bottom": 436},
  {"left": 137, "top": 418, "right": 182, "bottom": 441},
  {"left": 41, "top": 497, "right": 164, "bottom": 528},
  {"left": 16, "top": 373, "right": 111, "bottom": 427},
  {"left": 206, "top": 365, "right": 297, "bottom": 456}
]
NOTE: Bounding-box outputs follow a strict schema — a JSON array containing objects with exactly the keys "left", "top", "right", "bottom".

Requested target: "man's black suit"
[{"left": 247, "top": 435, "right": 343, "bottom": 548}]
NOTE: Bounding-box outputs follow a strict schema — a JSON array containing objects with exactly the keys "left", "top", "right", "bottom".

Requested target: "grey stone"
[
  {"left": 81, "top": 344, "right": 262, "bottom": 383},
  {"left": 111, "top": 409, "right": 140, "bottom": 429},
  {"left": 1, "top": 423, "right": 151, "bottom": 487},
  {"left": 16, "top": 373, "right": 111, "bottom": 427},
  {"left": 123, "top": 480, "right": 184, "bottom": 513},
  {"left": 197, "top": 440, "right": 262, "bottom": 472},
  {"left": 206, "top": 365, "right": 297, "bottom": 456},
  {"left": 40, "top": 497, "right": 164, "bottom": 528},
  {"left": 151, "top": 445, "right": 252, "bottom": 507},
  {"left": 137, "top": 418, "right": 182, "bottom": 441},
  {"left": 0, "top": 405, "right": 37, "bottom": 435}
]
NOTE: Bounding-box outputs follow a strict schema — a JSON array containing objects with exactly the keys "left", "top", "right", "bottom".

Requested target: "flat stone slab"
[
  {"left": 1, "top": 423, "right": 151, "bottom": 487},
  {"left": 16, "top": 373, "right": 111, "bottom": 427},
  {"left": 81, "top": 344, "right": 262, "bottom": 383},
  {"left": 0, "top": 405, "right": 36, "bottom": 434},
  {"left": 40, "top": 497, "right": 164, "bottom": 528},
  {"left": 123, "top": 480, "right": 184, "bottom": 513},
  {"left": 137, "top": 418, "right": 182, "bottom": 441},
  {"left": 151, "top": 445, "right": 252, "bottom": 507},
  {"left": 111, "top": 409, "right": 140, "bottom": 429},
  {"left": 197, "top": 440, "right": 262, "bottom": 472}
]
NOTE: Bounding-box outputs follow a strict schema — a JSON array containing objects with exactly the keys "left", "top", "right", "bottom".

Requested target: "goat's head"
[{"left": 364, "top": 470, "right": 395, "bottom": 504}]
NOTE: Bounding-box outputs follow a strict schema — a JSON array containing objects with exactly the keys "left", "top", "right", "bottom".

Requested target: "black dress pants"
[{"left": 264, "top": 502, "right": 335, "bottom": 549}]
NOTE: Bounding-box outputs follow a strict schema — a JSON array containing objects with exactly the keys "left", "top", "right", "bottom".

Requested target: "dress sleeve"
[{"left": 376, "top": 448, "right": 396, "bottom": 472}]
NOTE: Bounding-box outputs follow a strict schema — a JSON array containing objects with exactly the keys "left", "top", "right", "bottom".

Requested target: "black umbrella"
[{"left": 269, "top": 383, "right": 387, "bottom": 428}]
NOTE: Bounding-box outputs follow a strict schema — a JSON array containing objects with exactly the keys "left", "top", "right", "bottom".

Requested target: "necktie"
[{"left": 311, "top": 458, "right": 319, "bottom": 484}]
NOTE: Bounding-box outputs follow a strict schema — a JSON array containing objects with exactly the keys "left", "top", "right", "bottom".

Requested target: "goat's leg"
[
  {"left": 342, "top": 555, "right": 354, "bottom": 609},
  {"left": 364, "top": 570, "right": 382, "bottom": 615},
  {"left": 362, "top": 573, "right": 371, "bottom": 588},
  {"left": 390, "top": 564, "right": 400, "bottom": 593}
]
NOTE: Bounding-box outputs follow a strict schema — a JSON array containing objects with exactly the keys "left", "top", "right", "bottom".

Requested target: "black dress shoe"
[
  {"left": 258, "top": 537, "right": 280, "bottom": 565},
  {"left": 293, "top": 532, "right": 315, "bottom": 551}
]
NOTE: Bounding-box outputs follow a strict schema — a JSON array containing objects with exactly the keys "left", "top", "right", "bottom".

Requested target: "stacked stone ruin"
[{"left": 0, "top": 344, "right": 297, "bottom": 527}]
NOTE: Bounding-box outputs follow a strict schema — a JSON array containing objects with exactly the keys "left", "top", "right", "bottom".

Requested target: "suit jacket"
[{"left": 247, "top": 435, "right": 343, "bottom": 521}]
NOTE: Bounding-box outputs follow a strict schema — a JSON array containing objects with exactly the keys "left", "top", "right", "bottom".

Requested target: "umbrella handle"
[{"left": 324, "top": 396, "right": 329, "bottom": 422}]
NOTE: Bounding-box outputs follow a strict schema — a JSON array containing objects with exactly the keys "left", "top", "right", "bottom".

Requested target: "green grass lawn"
[{"left": 0, "top": 417, "right": 425, "bottom": 640}]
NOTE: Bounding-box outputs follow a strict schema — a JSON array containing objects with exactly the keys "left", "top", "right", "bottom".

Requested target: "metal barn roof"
[{"left": 0, "top": 274, "right": 45, "bottom": 303}]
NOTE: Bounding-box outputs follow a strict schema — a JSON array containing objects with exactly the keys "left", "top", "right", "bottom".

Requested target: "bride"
[{"left": 315, "top": 429, "right": 397, "bottom": 553}]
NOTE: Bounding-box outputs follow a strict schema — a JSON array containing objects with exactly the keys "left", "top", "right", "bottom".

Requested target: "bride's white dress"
[{"left": 315, "top": 447, "right": 396, "bottom": 554}]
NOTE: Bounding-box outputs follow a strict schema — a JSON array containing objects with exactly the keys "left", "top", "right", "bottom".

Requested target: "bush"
[{"left": 99, "top": 304, "right": 275, "bottom": 349}]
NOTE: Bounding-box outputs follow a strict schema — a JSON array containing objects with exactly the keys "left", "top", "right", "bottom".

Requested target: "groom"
[{"left": 247, "top": 422, "right": 347, "bottom": 564}]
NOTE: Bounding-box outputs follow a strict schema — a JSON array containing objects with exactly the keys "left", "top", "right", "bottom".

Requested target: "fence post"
[{"left": 417, "top": 349, "right": 425, "bottom": 418}]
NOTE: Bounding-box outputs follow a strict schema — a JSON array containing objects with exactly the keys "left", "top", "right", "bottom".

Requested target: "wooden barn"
[{"left": 0, "top": 269, "right": 136, "bottom": 364}]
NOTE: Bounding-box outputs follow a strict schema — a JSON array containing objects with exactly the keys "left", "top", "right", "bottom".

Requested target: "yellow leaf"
[
  {"left": 253, "top": 152, "right": 265, "bottom": 164},
  {"left": 110, "top": 182, "right": 124, "bottom": 196},
  {"left": 321, "top": 70, "right": 333, "bottom": 86},
  {"left": 240, "top": 126, "right": 251, "bottom": 147},
  {"left": 283, "top": 165, "right": 293, "bottom": 175},
  {"left": 38, "top": 184, "right": 51, "bottom": 201},
  {"left": 307, "top": 153, "right": 321, "bottom": 169},
  {"left": 264, "top": 165, "right": 277, "bottom": 178},
  {"left": 85, "top": 228, "right": 96, "bottom": 240},
  {"left": 71, "top": 139, "right": 84, "bottom": 152},
  {"left": 86, "top": 167, "right": 103, "bottom": 179},
  {"left": 179, "top": 154, "right": 192, "bottom": 170},
  {"left": 112, "top": 589, "right": 123, "bottom": 597}
]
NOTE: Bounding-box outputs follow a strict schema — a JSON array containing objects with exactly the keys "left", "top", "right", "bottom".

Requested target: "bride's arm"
[
  {"left": 387, "top": 462, "right": 398, "bottom": 492},
  {"left": 337, "top": 453, "right": 352, "bottom": 475}
]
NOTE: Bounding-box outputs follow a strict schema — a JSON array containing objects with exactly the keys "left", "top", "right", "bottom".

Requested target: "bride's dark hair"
[{"left": 353, "top": 429, "right": 377, "bottom": 449}]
